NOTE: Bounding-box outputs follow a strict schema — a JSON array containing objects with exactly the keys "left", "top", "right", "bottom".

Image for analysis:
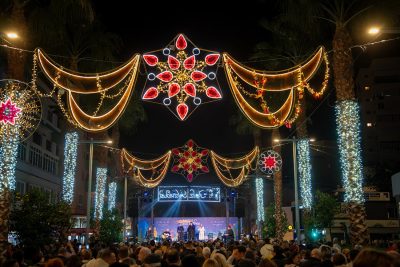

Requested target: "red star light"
[
  {"left": 258, "top": 150, "right": 282, "bottom": 175},
  {"left": 0, "top": 98, "right": 22, "bottom": 125},
  {"left": 171, "top": 140, "right": 209, "bottom": 182},
  {"left": 263, "top": 155, "right": 277, "bottom": 170}
]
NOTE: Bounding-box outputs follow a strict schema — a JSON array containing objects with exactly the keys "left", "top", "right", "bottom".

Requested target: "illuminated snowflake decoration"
[
  {"left": 171, "top": 139, "right": 209, "bottom": 182},
  {"left": 258, "top": 150, "right": 282, "bottom": 175},
  {"left": 142, "top": 34, "right": 222, "bottom": 120},
  {"left": 0, "top": 98, "right": 22, "bottom": 125}
]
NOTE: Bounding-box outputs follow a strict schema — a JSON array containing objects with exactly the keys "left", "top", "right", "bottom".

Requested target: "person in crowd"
[
  {"left": 211, "top": 252, "right": 230, "bottom": 267},
  {"left": 332, "top": 253, "right": 346, "bottom": 267},
  {"left": 2, "top": 259, "right": 19, "bottom": 267},
  {"left": 142, "top": 254, "right": 162, "bottom": 267},
  {"left": 319, "top": 246, "right": 333, "bottom": 267},
  {"left": 203, "top": 247, "right": 211, "bottom": 260},
  {"left": 238, "top": 258, "right": 257, "bottom": 267},
  {"left": 166, "top": 248, "right": 181, "bottom": 267},
  {"left": 229, "top": 246, "right": 246, "bottom": 267},
  {"left": 258, "top": 258, "right": 278, "bottom": 267},
  {"left": 353, "top": 249, "right": 398, "bottom": 267},
  {"left": 300, "top": 248, "right": 321, "bottom": 267},
  {"left": 118, "top": 246, "right": 135, "bottom": 266},
  {"left": 181, "top": 254, "right": 201, "bottom": 267},
  {"left": 284, "top": 252, "right": 301, "bottom": 267},
  {"left": 260, "top": 240, "right": 275, "bottom": 260},
  {"left": 45, "top": 258, "right": 64, "bottom": 267},
  {"left": 202, "top": 259, "right": 220, "bottom": 267},
  {"left": 137, "top": 247, "right": 152, "bottom": 266}
]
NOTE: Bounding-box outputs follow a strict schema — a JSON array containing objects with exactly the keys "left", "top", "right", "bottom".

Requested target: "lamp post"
[
  {"left": 79, "top": 138, "right": 112, "bottom": 245},
  {"left": 274, "top": 137, "right": 315, "bottom": 242},
  {"left": 0, "top": 31, "right": 19, "bottom": 45}
]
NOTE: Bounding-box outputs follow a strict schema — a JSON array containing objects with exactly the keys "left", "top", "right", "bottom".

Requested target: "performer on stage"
[
  {"left": 177, "top": 223, "right": 184, "bottom": 241},
  {"left": 145, "top": 226, "right": 152, "bottom": 241},
  {"left": 226, "top": 224, "right": 234, "bottom": 243},
  {"left": 187, "top": 221, "right": 195, "bottom": 241},
  {"left": 162, "top": 229, "right": 172, "bottom": 242},
  {"left": 199, "top": 224, "right": 205, "bottom": 241}
]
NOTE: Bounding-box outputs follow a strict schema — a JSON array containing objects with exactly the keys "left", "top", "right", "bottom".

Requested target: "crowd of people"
[{"left": 2, "top": 237, "right": 400, "bottom": 267}]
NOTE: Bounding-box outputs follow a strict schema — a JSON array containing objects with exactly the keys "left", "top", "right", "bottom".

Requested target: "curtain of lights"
[
  {"left": 108, "top": 182, "right": 117, "bottom": 211},
  {"left": 255, "top": 178, "right": 265, "bottom": 222},
  {"left": 94, "top": 168, "right": 107, "bottom": 219},
  {"left": 0, "top": 126, "right": 19, "bottom": 191},
  {"left": 62, "top": 132, "right": 79, "bottom": 203},
  {"left": 297, "top": 139, "right": 312, "bottom": 209},
  {"left": 335, "top": 100, "right": 364, "bottom": 203}
]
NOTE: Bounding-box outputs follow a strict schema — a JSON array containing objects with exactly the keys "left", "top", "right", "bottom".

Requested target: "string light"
[
  {"left": 223, "top": 47, "right": 329, "bottom": 129},
  {"left": 210, "top": 147, "right": 259, "bottom": 187},
  {"left": 0, "top": 125, "right": 19, "bottom": 191},
  {"left": 258, "top": 150, "right": 282, "bottom": 175},
  {"left": 142, "top": 34, "right": 222, "bottom": 121},
  {"left": 62, "top": 132, "right": 78, "bottom": 203},
  {"left": 0, "top": 80, "right": 41, "bottom": 192},
  {"left": 36, "top": 49, "right": 139, "bottom": 94},
  {"left": 121, "top": 149, "right": 171, "bottom": 188},
  {"left": 255, "top": 178, "right": 265, "bottom": 222},
  {"left": 297, "top": 139, "right": 312, "bottom": 209},
  {"left": 108, "top": 182, "right": 117, "bottom": 211},
  {"left": 94, "top": 167, "right": 107, "bottom": 219},
  {"left": 335, "top": 100, "right": 364, "bottom": 203}
]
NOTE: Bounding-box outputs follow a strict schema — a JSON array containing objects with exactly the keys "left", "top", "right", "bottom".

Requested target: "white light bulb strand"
[
  {"left": 297, "top": 139, "right": 313, "bottom": 209},
  {"left": 335, "top": 100, "right": 364, "bottom": 203},
  {"left": 0, "top": 125, "right": 20, "bottom": 191},
  {"left": 94, "top": 167, "right": 107, "bottom": 219},
  {"left": 108, "top": 182, "right": 117, "bottom": 211},
  {"left": 255, "top": 177, "right": 265, "bottom": 222},
  {"left": 62, "top": 132, "right": 79, "bottom": 203}
]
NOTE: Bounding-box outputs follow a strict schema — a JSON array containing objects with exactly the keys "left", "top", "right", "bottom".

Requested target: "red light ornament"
[
  {"left": 171, "top": 140, "right": 209, "bottom": 182},
  {"left": 142, "top": 33, "right": 223, "bottom": 121},
  {"left": 258, "top": 150, "right": 282, "bottom": 175},
  {"left": 0, "top": 98, "right": 22, "bottom": 125}
]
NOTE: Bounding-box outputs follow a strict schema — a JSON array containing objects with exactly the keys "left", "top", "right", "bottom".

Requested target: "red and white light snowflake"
[
  {"left": 258, "top": 150, "right": 282, "bottom": 175},
  {"left": 171, "top": 139, "right": 209, "bottom": 182},
  {"left": 0, "top": 98, "right": 22, "bottom": 125},
  {"left": 142, "top": 34, "right": 222, "bottom": 120}
]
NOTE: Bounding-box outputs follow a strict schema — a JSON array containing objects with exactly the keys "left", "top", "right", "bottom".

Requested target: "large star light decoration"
[
  {"left": 171, "top": 140, "right": 209, "bottom": 182},
  {"left": 0, "top": 98, "right": 22, "bottom": 125},
  {"left": 142, "top": 34, "right": 222, "bottom": 120},
  {"left": 258, "top": 150, "right": 282, "bottom": 175}
]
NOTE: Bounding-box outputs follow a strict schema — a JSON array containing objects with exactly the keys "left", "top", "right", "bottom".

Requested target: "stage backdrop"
[{"left": 138, "top": 217, "right": 238, "bottom": 241}]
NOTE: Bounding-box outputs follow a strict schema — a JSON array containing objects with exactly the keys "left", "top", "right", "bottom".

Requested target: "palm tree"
[{"left": 273, "top": 0, "right": 400, "bottom": 245}]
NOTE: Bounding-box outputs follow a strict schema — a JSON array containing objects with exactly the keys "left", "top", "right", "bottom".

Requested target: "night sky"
[{"left": 92, "top": 0, "right": 400, "bottom": 200}]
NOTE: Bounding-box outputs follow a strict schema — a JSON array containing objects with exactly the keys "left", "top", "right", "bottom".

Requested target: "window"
[
  {"left": 15, "top": 181, "right": 25, "bottom": 195},
  {"left": 17, "top": 143, "right": 26, "bottom": 161},
  {"left": 46, "top": 140, "right": 52, "bottom": 152},
  {"left": 29, "top": 146, "right": 42, "bottom": 168},
  {"left": 43, "top": 153, "right": 57, "bottom": 175},
  {"left": 32, "top": 132, "right": 42, "bottom": 146}
]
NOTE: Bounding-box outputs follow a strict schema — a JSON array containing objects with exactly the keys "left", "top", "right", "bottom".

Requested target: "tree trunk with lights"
[
  {"left": 333, "top": 24, "right": 368, "bottom": 245},
  {"left": 271, "top": 128, "right": 284, "bottom": 242},
  {"left": 0, "top": 1, "right": 29, "bottom": 252},
  {"left": 252, "top": 128, "right": 263, "bottom": 238}
]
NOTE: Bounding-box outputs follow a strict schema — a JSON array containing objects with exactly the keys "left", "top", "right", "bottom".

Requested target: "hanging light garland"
[
  {"left": 33, "top": 49, "right": 140, "bottom": 132},
  {"left": 121, "top": 148, "right": 171, "bottom": 188},
  {"left": 335, "top": 100, "right": 364, "bottom": 203},
  {"left": 0, "top": 80, "right": 41, "bottom": 192},
  {"left": 62, "top": 132, "right": 79, "bottom": 203},
  {"left": 297, "top": 139, "right": 312, "bottom": 209},
  {"left": 223, "top": 47, "right": 329, "bottom": 129},
  {"left": 210, "top": 147, "right": 259, "bottom": 187},
  {"left": 255, "top": 177, "right": 265, "bottom": 222},
  {"left": 94, "top": 167, "right": 107, "bottom": 219},
  {"left": 142, "top": 34, "right": 222, "bottom": 121},
  {"left": 108, "top": 182, "right": 117, "bottom": 211}
]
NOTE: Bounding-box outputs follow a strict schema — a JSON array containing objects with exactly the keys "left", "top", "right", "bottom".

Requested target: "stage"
[{"left": 138, "top": 217, "right": 239, "bottom": 241}]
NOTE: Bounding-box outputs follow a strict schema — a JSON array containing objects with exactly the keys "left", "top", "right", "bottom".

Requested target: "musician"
[
  {"left": 162, "top": 229, "right": 172, "bottom": 242},
  {"left": 177, "top": 223, "right": 184, "bottom": 241},
  {"left": 145, "top": 226, "right": 152, "bottom": 241},
  {"left": 226, "top": 224, "right": 234, "bottom": 243},
  {"left": 199, "top": 224, "right": 205, "bottom": 241},
  {"left": 187, "top": 222, "right": 195, "bottom": 241}
]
